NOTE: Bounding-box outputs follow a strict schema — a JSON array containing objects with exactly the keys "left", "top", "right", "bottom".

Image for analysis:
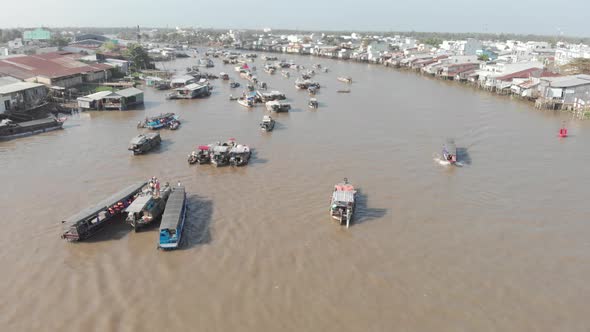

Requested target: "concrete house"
[{"left": 0, "top": 82, "right": 47, "bottom": 113}]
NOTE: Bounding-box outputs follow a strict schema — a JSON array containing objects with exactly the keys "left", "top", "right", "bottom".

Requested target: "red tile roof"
[{"left": 0, "top": 52, "right": 112, "bottom": 80}]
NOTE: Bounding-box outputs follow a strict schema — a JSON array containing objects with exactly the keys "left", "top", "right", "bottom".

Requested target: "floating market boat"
[
  {"left": 0, "top": 117, "right": 66, "bottom": 140},
  {"left": 308, "top": 98, "right": 319, "bottom": 109},
  {"left": 229, "top": 144, "right": 251, "bottom": 166},
  {"left": 442, "top": 138, "right": 457, "bottom": 164},
  {"left": 237, "top": 97, "right": 254, "bottom": 108},
  {"left": 61, "top": 181, "right": 148, "bottom": 241},
  {"left": 260, "top": 115, "right": 275, "bottom": 132},
  {"left": 125, "top": 183, "right": 172, "bottom": 231},
  {"left": 308, "top": 86, "right": 317, "bottom": 95},
  {"left": 211, "top": 144, "right": 232, "bottom": 167},
  {"left": 337, "top": 76, "right": 353, "bottom": 83},
  {"left": 330, "top": 178, "right": 357, "bottom": 228},
  {"left": 158, "top": 185, "right": 187, "bottom": 250},
  {"left": 137, "top": 113, "right": 179, "bottom": 130},
  {"left": 188, "top": 145, "right": 212, "bottom": 165},
  {"left": 230, "top": 82, "right": 240, "bottom": 88},
  {"left": 257, "top": 90, "right": 286, "bottom": 102},
  {"left": 266, "top": 100, "right": 291, "bottom": 112},
  {"left": 220, "top": 72, "right": 229, "bottom": 80},
  {"left": 129, "top": 133, "right": 161, "bottom": 155}
]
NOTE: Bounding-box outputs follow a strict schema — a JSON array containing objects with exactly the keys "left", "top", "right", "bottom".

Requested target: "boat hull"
[{"left": 0, "top": 122, "right": 64, "bottom": 140}]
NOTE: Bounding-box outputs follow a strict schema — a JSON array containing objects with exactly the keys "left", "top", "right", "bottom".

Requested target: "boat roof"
[
  {"left": 125, "top": 194, "right": 153, "bottom": 213},
  {"left": 198, "top": 145, "right": 210, "bottom": 150},
  {"left": 11, "top": 117, "right": 57, "bottom": 127},
  {"left": 176, "top": 83, "right": 206, "bottom": 91},
  {"left": 332, "top": 190, "right": 355, "bottom": 203},
  {"left": 262, "top": 115, "right": 272, "bottom": 121},
  {"left": 160, "top": 187, "right": 186, "bottom": 230},
  {"left": 62, "top": 181, "right": 147, "bottom": 227},
  {"left": 230, "top": 145, "right": 250, "bottom": 153},
  {"left": 213, "top": 145, "right": 230, "bottom": 153}
]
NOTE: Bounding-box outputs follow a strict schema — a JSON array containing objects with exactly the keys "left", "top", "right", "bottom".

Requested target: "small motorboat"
[
  {"left": 169, "top": 120, "right": 180, "bottom": 130},
  {"left": 308, "top": 86, "right": 317, "bottom": 95},
  {"left": 229, "top": 95, "right": 239, "bottom": 101},
  {"left": 260, "top": 115, "right": 275, "bottom": 132},
  {"left": 330, "top": 178, "right": 357, "bottom": 228},
  {"left": 230, "top": 82, "right": 240, "bottom": 88},
  {"left": 337, "top": 89, "right": 350, "bottom": 93},
  {"left": 442, "top": 138, "right": 457, "bottom": 164},
  {"left": 559, "top": 124, "right": 568, "bottom": 137},
  {"left": 220, "top": 72, "right": 229, "bottom": 80},
  {"left": 337, "top": 76, "right": 353, "bottom": 84},
  {"left": 237, "top": 97, "right": 254, "bottom": 108},
  {"left": 308, "top": 98, "right": 319, "bottom": 109}
]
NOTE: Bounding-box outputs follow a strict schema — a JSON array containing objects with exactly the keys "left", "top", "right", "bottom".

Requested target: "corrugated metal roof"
[
  {"left": 0, "top": 52, "right": 113, "bottom": 80},
  {"left": 160, "top": 187, "right": 185, "bottom": 230},
  {"left": 332, "top": 191, "right": 355, "bottom": 203},
  {"left": 116, "top": 87, "right": 143, "bottom": 98},
  {"left": 0, "top": 82, "right": 45, "bottom": 95}
]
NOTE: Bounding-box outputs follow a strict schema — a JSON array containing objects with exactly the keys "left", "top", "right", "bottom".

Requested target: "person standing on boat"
[{"left": 155, "top": 179, "right": 161, "bottom": 197}]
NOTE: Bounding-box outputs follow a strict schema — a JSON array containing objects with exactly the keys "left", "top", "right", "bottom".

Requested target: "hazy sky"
[{"left": 2, "top": 0, "right": 589, "bottom": 37}]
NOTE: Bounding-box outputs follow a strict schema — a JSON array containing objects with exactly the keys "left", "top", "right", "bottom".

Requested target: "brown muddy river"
[{"left": 1, "top": 53, "right": 590, "bottom": 331}]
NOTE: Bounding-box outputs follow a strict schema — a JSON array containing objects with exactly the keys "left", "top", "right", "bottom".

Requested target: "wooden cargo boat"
[
  {"left": 125, "top": 183, "right": 172, "bottom": 230},
  {"left": 229, "top": 144, "right": 251, "bottom": 166},
  {"left": 188, "top": 145, "right": 212, "bottom": 165},
  {"left": 158, "top": 186, "right": 187, "bottom": 250},
  {"left": 61, "top": 181, "right": 148, "bottom": 241},
  {"left": 266, "top": 100, "right": 291, "bottom": 112},
  {"left": 260, "top": 115, "right": 275, "bottom": 131},
  {"left": 0, "top": 117, "right": 65, "bottom": 140},
  {"left": 330, "top": 178, "right": 357, "bottom": 228},
  {"left": 129, "top": 133, "right": 161, "bottom": 155}
]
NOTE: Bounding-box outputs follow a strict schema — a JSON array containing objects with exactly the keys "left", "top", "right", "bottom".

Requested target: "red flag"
[{"left": 242, "top": 63, "right": 249, "bottom": 69}]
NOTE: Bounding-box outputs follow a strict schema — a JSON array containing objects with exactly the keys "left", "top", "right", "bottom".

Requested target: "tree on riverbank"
[
  {"left": 561, "top": 58, "right": 590, "bottom": 75},
  {"left": 124, "top": 44, "right": 153, "bottom": 71}
]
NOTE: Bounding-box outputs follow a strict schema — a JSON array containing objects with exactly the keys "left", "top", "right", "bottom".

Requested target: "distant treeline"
[{"left": 3, "top": 27, "right": 589, "bottom": 45}]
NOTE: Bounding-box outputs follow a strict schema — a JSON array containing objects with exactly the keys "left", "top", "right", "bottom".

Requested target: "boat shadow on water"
[
  {"left": 178, "top": 195, "right": 213, "bottom": 250},
  {"left": 82, "top": 216, "right": 132, "bottom": 243},
  {"left": 456, "top": 147, "right": 472, "bottom": 165},
  {"left": 353, "top": 191, "right": 388, "bottom": 226},
  {"left": 248, "top": 150, "right": 267, "bottom": 165}
]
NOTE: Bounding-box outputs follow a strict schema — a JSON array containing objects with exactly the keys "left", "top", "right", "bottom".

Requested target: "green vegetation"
[
  {"left": 101, "top": 40, "right": 119, "bottom": 52},
  {"left": 94, "top": 86, "right": 114, "bottom": 93},
  {"left": 422, "top": 37, "right": 443, "bottom": 46},
  {"left": 49, "top": 35, "right": 70, "bottom": 47},
  {"left": 0, "top": 29, "right": 22, "bottom": 43},
  {"left": 124, "top": 44, "right": 153, "bottom": 71},
  {"left": 478, "top": 54, "right": 490, "bottom": 61}
]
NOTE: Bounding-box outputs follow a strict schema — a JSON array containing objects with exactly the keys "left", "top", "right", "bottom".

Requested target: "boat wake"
[{"left": 433, "top": 156, "right": 464, "bottom": 167}]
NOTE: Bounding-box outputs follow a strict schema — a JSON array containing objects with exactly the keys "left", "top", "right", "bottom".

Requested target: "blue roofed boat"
[{"left": 158, "top": 185, "right": 187, "bottom": 250}]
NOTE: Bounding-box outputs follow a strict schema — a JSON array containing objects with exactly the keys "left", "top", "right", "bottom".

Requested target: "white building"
[
  {"left": 8, "top": 38, "right": 23, "bottom": 49},
  {"left": 555, "top": 44, "right": 590, "bottom": 65}
]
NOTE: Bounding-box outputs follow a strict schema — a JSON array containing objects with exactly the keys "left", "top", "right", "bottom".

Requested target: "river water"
[{"left": 1, "top": 53, "right": 590, "bottom": 331}]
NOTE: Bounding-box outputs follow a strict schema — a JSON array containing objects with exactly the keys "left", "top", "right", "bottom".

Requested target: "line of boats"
[
  {"left": 61, "top": 179, "right": 188, "bottom": 250},
  {"left": 60, "top": 175, "right": 358, "bottom": 247},
  {"left": 188, "top": 138, "right": 251, "bottom": 167}
]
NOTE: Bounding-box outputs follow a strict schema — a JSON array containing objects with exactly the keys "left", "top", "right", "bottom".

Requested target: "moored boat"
[
  {"left": 211, "top": 143, "right": 232, "bottom": 167},
  {"left": 260, "top": 115, "right": 275, "bottom": 132},
  {"left": 237, "top": 97, "right": 254, "bottom": 108},
  {"left": 158, "top": 185, "right": 187, "bottom": 250},
  {"left": 125, "top": 182, "right": 172, "bottom": 231},
  {"left": 61, "top": 181, "right": 148, "bottom": 241},
  {"left": 230, "top": 82, "right": 240, "bottom": 88},
  {"left": 188, "top": 145, "right": 212, "bottom": 165},
  {"left": 220, "top": 72, "right": 229, "bottom": 80},
  {"left": 442, "top": 138, "right": 457, "bottom": 164},
  {"left": 330, "top": 178, "right": 357, "bottom": 228},
  {"left": 0, "top": 117, "right": 66, "bottom": 140},
  {"left": 229, "top": 144, "right": 251, "bottom": 166},
  {"left": 137, "top": 113, "right": 179, "bottom": 130}
]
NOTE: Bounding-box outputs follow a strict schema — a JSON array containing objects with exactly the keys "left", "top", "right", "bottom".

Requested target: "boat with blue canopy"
[{"left": 158, "top": 186, "right": 187, "bottom": 250}]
